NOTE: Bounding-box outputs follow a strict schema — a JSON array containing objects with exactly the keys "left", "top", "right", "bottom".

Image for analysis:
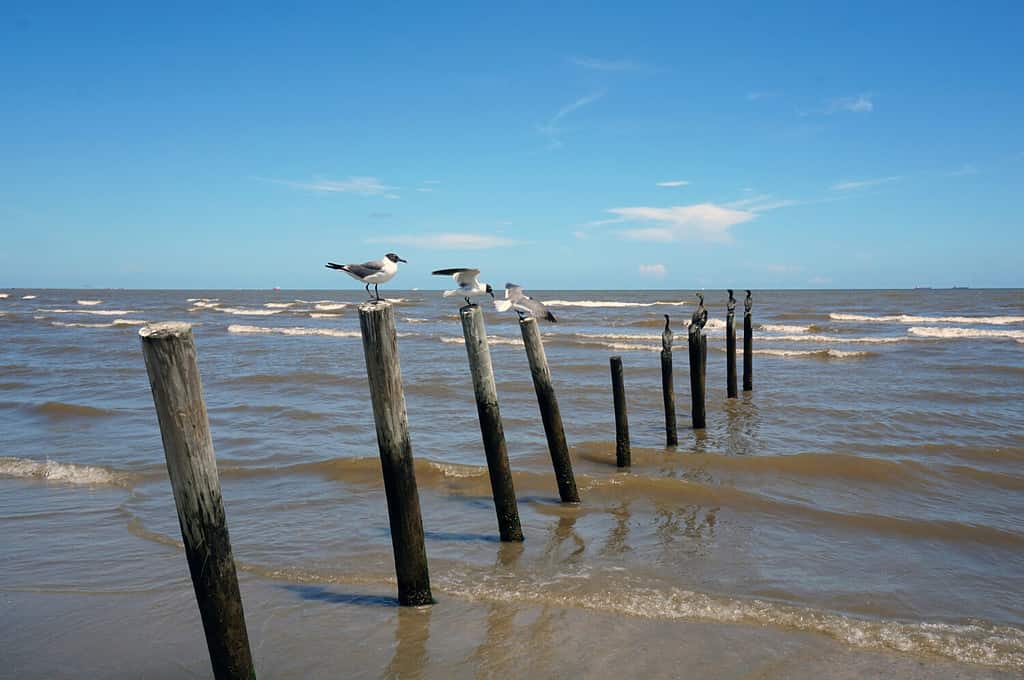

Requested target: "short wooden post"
[
  {"left": 358, "top": 302, "right": 433, "bottom": 606},
  {"left": 610, "top": 356, "right": 630, "bottom": 467},
  {"left": 661, "top": 316, "right": 678, "bottom": 446},
  {"left": 459, "top": 304, "right": 523, "bottom": 542},
  {"left": 726, "top": 310, "right": 738, "bottom": 399},
  {"left": 743, "top": 292, "right": 753, "bottom": 392},
  {"left": 518, "top": 317, "right": 579, "bottom": 503},
  {"left": 688, "top": 324, "right": 707, "bottom": 429},
  {"left": 139, "top": 322, "right": 254, "bottom": 680}
]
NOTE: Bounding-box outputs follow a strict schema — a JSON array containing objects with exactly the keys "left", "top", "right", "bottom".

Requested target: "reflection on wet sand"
[{"left": 383, "top": 605, "right": 432, "bottom": 680}]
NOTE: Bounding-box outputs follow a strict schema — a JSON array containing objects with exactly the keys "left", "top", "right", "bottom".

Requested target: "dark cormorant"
[
  {"left": 691, "top": 293, "right": 708, "bottom": 329},
  {"left": 662, "top": 314, "right": 673, "bottom": 351}
]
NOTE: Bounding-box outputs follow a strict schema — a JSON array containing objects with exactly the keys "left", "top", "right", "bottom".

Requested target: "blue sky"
[{"left": 2, "top": 2, "right": 1022, "bottom": 289}]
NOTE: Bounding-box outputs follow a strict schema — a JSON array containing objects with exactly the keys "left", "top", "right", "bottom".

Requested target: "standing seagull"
[
  {"left": 432, "top": 268, "right": 494, "bottom": 305},
  {"left": 691, "top": 292, "right": 708, "bottom": 329},
  {"left": 494, "top": 283, "right": 557, "bottom": 322},
  {"left": 325, "top": 253, "right": 407, "bottom": 301}
]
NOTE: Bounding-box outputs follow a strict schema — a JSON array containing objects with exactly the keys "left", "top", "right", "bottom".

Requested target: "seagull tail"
[
  {"left": 325, "top": 262, "right": 347, "bottom": 271},
  {"left": 493, "top": 299, "right": 513, "bottom": 312}
]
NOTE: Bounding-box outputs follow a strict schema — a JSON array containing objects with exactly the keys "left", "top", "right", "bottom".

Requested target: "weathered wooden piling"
[
  {"left": 358, "top": 302, "right": 433, "bottom": 606},
  {"left": 139, "top": 322, "right": 254, "bottom": 680},
  {"left": 518, "top": 317, "right": 579, "bottom": 503},
  {"left": 459, "top": 304, "right": 523, "bottom": 542},
  {"left": 688, "top": 324, "right": 707, "bottom": 429},
  {"left": 726, "top": 291, "right": 738, "bottom": 399},
  {"left": 743, "top": 290, "right": 753, "bottom": 392},
  {"left": 610, "top": 356, "right": 630, "bottom": 467},
  {"left": 661, "top": 315, "right": 678, "bottom": 446}
]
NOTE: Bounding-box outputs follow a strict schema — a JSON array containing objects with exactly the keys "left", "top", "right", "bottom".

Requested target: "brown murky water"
[{"left": 2, "top": 288, "right": 1023, "bottom": 677}]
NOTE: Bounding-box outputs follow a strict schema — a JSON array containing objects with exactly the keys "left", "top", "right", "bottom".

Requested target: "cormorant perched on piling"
[
  {"left": 691, "top": 293, "right": 708, "bottom": 329},
  {"left": 662, "top": 314, "right": 673, "bottom": 351},
  {"left": 745, "top": 290, "right": 752, "bottom": 315},
  {"left": 727, "top": 289, "right": 736, "bottom": 314}
]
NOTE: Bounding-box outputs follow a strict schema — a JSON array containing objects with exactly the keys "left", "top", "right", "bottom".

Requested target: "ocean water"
[{"left": 1, "top": 288, "right": 1023, "bottom": 677}]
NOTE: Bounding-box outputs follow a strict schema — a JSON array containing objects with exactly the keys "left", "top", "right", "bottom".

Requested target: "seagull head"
[
  {"left": 485, "top": 284, "right": 494, "bottom": 298},
  {"left": 385, "top": 253, "right": 407, "bottom": 264}
]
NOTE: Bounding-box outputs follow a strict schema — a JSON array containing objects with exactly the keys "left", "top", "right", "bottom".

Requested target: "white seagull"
[
  {"left": 325, "top": 253, "right": 407, "bottom": 301},
  {"left": 431, "top": 268, "right": 494, "bottom": 305},
  {"left": 494, "top": 283, "right": 557, "bottom": 322}
]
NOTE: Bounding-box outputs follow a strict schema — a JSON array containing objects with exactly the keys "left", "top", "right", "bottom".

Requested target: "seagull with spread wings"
[
  {"left": 494, "top": 283, "right": 557, "bottom": 322},
  {"left": 432, "top": 268, "right": 494, "bottom": 305}
]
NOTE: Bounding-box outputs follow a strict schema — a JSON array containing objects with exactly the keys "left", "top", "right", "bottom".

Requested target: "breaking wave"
[
  {"left": 212, "top": 307, "right": 283, "bottom": 316},
  {"left": 760, "top": 323, "right": 811, "bottom": 333},
  {"left": 264, "top": 302, "right": 295, "bottom": 309},
  {"left": 908, "top": 327, "right": 1024, "bottom": 341},
  {"left": 0, "top": 456, "right": 132, "bottom": 487},
  {"left": 545, "top": 300, "right": 689, "bottom": 308},
  {"left": 51, "top": 319, "right": 147, "bottom": 329},
  {"left": 41, "top": 308, "right": 140, "bottom": 316},
  {"left": 754, "top": 348, "right": 874, "bottom": 359},
  {"left": 76, "top": 299, "right": 103, "bottom": 306},
  {"left": 831, "top": 313, "right": 1024, "bottom": 325},
  {"left": 314, "top": 303, "right": 349, "bottom": 311},
  {"left": 228, "top": 324, "right": 362, "bottom": 339}
]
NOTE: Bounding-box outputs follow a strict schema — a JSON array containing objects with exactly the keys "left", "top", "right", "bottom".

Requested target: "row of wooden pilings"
[{"left": 137, "top": 298, "right": 754, "bottom": 679}]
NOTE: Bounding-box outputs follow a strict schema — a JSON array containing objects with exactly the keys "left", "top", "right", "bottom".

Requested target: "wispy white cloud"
[
  {"left": 538, "top": 91, "right": 606, "bottom": 149},
  {"left": 265, "top": 176, "right": 400, "bottom": 198},
  {"left": 724, "top": 194, "right": 802, "bottom": 211},
  {"left": 639, "top": 263, "right": 667, "bottom": 277},
  {"left": 948, "top": 164, "right": 979, "bottom": 177},
  {"left": 570, "top": 56, "right": 642, "bottom": 72},
  {"left": 608, "top": 203, "right": 757, "bottom": 243},
  {"left": 367, "top": 233, "right": 521, "bottom": 250},
  {"left": 656, "top": 180, "right": 690, "bottom": 187},
  {"left": 831, "top": 176, "right": 902, "bottom": 191},
  {"left": 801, "top": 93, "right": 875, "bottom": 116}
]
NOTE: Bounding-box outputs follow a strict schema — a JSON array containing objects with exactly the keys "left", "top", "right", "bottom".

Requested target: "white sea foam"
[
  {"left": 214, "top": 307, "right": 282, "bottom": 316},
  {"left": 0, "top": 456, "right": 130, "bottom": 486},
  {"left": 42, "top": 308, "right": 140, "bottom": 316},
  {"left": 76, "top": 299, "right": 103, "bottom": 306},
  {"left": 0, "top": 293, "right": 8, "bottom": 299},
  {"left": 441, "top": 336, "right": 523, "bottom": 347},
  {"left": 544, "top": 300, "right": 688, "bottom": 308},
  {"left": 314, "top": 303, "right": 349, "bottom": 311},
  {"left": 766, "top": 334, "right": 904, "bottom": 344},
  {"left": 51, "top": 319, "right": 148, "bottom": 329},
  {"left": 908, "top": 326, "right": 1024, "bottom": 341},
  {"left": 308, "top": 313, "right": 342, "bottom": 319},
  {"left": 760, "top": 323, "right": 811, "bottom": 333},
  {"left": 187, "top": 297, "right": 220, "bottom": 304},
  {"left": 264, "top": 302, "right": 295, "bottom": 309},
  {"left": 832, "top": 312, "right": 1024, "bottom": 325},
  {"left": 446, "top": 577, "right": 1024, "bottom": 670},
  {"left": 228, "top": 324, "right": 362, "bottom": 338},
  {"left": 22, "top": 295, "right": 37, "bottom": 299},
  {"left": 755, "top": 348, "right": 872, "bottom": 358},
  {"left": 403, "top": 318, "right": 430, "bottom": 324},
  {"left": 574, "top": 332, "right": 661, "bottom": 341},
  {"left": 190, "top": 300, "right": 222, "bottom": 309}
]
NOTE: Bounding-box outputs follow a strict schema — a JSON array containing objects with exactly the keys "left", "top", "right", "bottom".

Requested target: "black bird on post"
[
  {"left": 726, "top": 289, "right": 738, "bottom": 398},
  {"left": 688, "top": 293, "right": 708, "bottom": 429},
  {"left": 662, "top": 314, "right": 673, "bottom": 351},
  {"left": 743, "top": 290, "right": 753, "bottom": 392}
]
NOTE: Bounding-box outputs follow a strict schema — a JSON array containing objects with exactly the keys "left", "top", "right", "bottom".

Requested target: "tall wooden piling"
[
  {"left": 459, "top": 304, "right": 523, "bottom": 542},
  {"left": 139, "top": 322, "right": 254, "bottom": 680},
  {"left": 726, "top": 296, "right": 738, "bottom": 399},
  {"left": 610, "top": 356, "right": 630, "bottom": 467},
  {"left": 688, "top": 324, "right": 707, "bottom": 429},
  {"left": 743, "top": 290, "right": 753, "bottom": 392},
  {"left": 358, "top": 302, "right": 433, "bottom": 606},
  {"left": 519, "top": 317, "right": 579, "bottom": 503},
  {"left": 661, "top": 316, "right": 678, "bottom": 446}
]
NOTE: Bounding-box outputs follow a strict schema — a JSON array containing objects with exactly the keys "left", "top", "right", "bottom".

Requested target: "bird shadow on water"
[{"left": 281, "top": 584, "right": 399, "bottom": 607}]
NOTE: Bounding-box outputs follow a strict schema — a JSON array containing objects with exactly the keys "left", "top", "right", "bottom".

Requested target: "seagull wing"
[
  {"left": 327, "top": 261, "right": 382, "bottom": 278},
  {"left": 432, "top": 268, "right": 480, "bottom": 289},
  {"left": 515, "top": 296, "right": 557, "bottom": 323},
  {"left": 504, "top": 283, "right": 524, "bottom": 300}
]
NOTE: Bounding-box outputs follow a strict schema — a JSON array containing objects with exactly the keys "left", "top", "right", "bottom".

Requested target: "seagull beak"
[{"left": 398, "top": 257, "right": 408, "bottom": 263}]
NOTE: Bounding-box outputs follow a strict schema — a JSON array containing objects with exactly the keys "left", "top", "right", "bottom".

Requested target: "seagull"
[
  {"left": 494, "top": 283, "right": 557, "bottom": 322},
  {"left": 691, "top": 292, "right": 708, "bottom": 329},
  {"left": 432, "top": 268, "right": 494, "bottom": 305},
  {"left": 325, "top": 253, "right": 407, "bottom": 301}
]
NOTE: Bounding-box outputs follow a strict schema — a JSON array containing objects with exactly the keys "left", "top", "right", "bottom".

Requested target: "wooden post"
[
  {"left": 743, "top": 292, "right": 753, "bottom": 392},
  {"left": 726, "top": 310, "right": 738, "bottom": 399},
  {"left": 139, "top": 322, "right": 254, "bottom": 680},
  {"left": 459, "top": 304, "right": 523, "bottom": 542},
  {"left": 610, "top": 356, "right": 630, "bottom": 467},
  {"left": 518, "top": 317, "right": 579, "bottom": 503},
  {"left": 358, "top": 302, "right": 433, "bottom": 606},
  {"left": 661, "top": 316, "right": 678, "bottom": 446},
  {"left": 688, "top": 325, "right": 707, "bottom": 429}
]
